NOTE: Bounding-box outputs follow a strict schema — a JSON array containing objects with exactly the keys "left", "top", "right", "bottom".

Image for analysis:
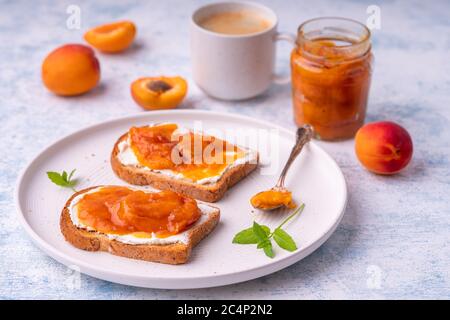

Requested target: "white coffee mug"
[{"left": 190, "top": 1, "right": 295, "bottom": 100}]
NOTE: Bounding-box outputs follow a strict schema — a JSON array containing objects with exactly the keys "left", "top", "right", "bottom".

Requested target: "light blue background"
[{"left": 1, "top": 0, "right": 449, "bottom": 299}]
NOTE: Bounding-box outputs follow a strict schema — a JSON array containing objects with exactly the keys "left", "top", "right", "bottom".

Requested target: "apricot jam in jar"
[{"left": 291, "top": 18, "right": 373, "bottom": 140}]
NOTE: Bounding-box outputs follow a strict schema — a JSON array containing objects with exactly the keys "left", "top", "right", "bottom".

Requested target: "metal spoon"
[{"left": 251, "top": 124, "right": 314, "bottom": 211}]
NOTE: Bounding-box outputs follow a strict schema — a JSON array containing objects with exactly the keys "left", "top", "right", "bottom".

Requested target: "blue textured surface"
[{"left": 1, "top": 0, "right": 449, "bottom": 299}]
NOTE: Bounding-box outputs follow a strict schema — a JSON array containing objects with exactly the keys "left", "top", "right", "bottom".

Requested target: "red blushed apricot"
[
  {"left": 84, "top": 21, "right": 136, "bottom": 53},
  {"left": 130, "top": 76, "right": 188, "bottom": 110},
  {"left": 355, "top": 121, "right": 413, "bottom": 175},
  {"left": 42, "top": 44, "right": 100, "bottom": 96}
]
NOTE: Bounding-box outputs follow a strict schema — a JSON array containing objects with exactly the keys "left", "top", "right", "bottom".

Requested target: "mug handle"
[{"left": 273, "top": 32, "right": 297, "bottom": 85}]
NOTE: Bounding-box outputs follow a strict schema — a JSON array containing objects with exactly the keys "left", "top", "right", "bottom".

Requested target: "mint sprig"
[
  {"left": 46, "top": 169, "right": 78, "bottom": 192},
  {"left": 232, "top": 203, "right": 305, "bottom": 258}
]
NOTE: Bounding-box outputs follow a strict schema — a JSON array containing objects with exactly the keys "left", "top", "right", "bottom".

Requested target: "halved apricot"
[
  {"left": 84, "top": 21, "right": 136, "bottom": 53},
  {"left": 130, "top": 76, "right": 188, "bottom": 110}
]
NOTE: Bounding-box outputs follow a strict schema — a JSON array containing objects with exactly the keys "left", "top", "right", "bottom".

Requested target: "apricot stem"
[{"left": 274, "top": 203, "right": 305, "bottom": 232}]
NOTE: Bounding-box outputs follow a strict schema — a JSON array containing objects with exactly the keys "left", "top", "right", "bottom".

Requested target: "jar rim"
[{"left": 297, "top": 17, "right": 371, "bottom": 48}]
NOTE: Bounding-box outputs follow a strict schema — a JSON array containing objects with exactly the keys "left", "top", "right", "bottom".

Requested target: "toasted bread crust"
[
  {"left": 60, "top": 186, "right": 220, "bottom": 265},
  {"left": 110, "top": 133, "right": 258, "bottom": 202}
]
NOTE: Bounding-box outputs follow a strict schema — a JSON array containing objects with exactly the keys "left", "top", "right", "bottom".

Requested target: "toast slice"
[
  {"left": 111, "top": 132, "right": 258, "bottom": 202},
  {"left": 60, "top": 186, "right": 220, "bottom": 265}
]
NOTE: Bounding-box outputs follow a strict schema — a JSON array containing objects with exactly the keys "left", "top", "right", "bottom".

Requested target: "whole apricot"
[
  {"left": 42, "top": 44, "right": 100, "bottom": 96},
  {"left": 84, "top": 21, "right": 136, "bottom": 53},
  {"left": 355, "top": 121, "right": 413, "bottom": 175},
  {"left": 131, "top": 76, "right": 188, "bottom": 110}
]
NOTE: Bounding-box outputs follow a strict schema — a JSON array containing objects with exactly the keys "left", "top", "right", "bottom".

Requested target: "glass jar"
[{"left": 291, "top": 17, "right": 373, "bottom": 140}]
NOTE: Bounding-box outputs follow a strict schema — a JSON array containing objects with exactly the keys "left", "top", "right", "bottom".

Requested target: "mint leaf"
[
  {"left": 66, "top": 178, "right": 77, "bottom": 188},
  {"left": 233, "top": 225, "right": 270, "bottom": 244},
  {"left": 263, "top": 242, "right": 274, "bottom": 258},
  {"left": 260, "top": 225, "right": 270, "bottom": 235},
  {"left": 232, "top": 203, "right": 305, "bottom": 259},
  {"left": 257, "top": 239, "right": 271, "bottom": 249},
  {"left": 273, "top": 228, "right": 297, "bottom": 252},
  {"left": 233, "top": 228, "right": 256, "bottom": 244},
  {"left": 68, "top": 169, "right": 76, "bottom": 181},
  {"left": 252, "top": 222, "right": 269, "bottom": 242},
  {"left": 47, "top": 169, "right": 78, "bottom": 191},
  {"left": 47, "top": 172, "right": 69, "bottom": 187},
  {"left": 62, "top": 171, "right": 68, "bottom": 181}
]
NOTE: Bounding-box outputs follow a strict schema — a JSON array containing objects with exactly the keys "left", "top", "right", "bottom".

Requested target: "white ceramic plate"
[{"left": 15, "top": 110, "right": 347, "bottom": 289}]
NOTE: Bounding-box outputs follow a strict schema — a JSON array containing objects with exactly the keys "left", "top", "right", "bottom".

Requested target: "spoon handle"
[{"left": 276, "top": 124, "right": 313, "bottom": 188}]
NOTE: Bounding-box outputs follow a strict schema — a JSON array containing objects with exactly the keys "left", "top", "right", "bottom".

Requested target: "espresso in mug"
[{"left": 199, "top": 10, "right": 271, "bottom": 35}]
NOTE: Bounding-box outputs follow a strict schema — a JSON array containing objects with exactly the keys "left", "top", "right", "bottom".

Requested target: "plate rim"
[{"left": 15, "top": 109, "right": 347, "bottom": 289}]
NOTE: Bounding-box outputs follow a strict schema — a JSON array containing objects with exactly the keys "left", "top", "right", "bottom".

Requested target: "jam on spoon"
[{"left": 250, "top": 125, "right": 313, "bottom": 211}]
